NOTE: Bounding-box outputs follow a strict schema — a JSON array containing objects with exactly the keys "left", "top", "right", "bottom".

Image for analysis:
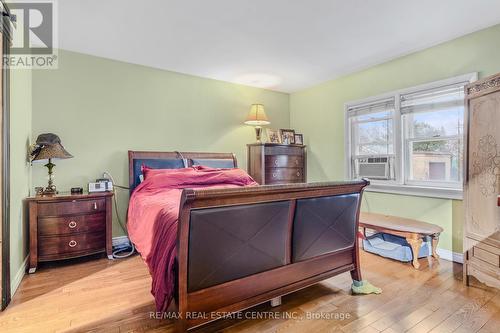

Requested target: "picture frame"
[
  {"left": 266, "top": 128, "right": 281, "bottom": 143},
  {"left": 280, "top": 129, "right": 295, "bottom": 145},
  {"left": 294, "top": 134, "right": 304, "bottom": 145}
]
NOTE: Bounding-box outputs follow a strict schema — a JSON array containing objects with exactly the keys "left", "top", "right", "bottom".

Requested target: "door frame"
[{"left": 1, "top": 0, "right": 11, "bottom": 310}]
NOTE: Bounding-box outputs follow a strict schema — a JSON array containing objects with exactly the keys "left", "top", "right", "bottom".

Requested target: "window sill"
[{"left": 365, "top": 183, "right": 463, "bottom": 200}]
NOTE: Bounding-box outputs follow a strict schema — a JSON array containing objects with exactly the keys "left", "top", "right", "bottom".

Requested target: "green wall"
[
  {"left": 31, "top": 50, "right": 290, "bottom": 236},
  {"left": 10, "top": 68, "right": 32, "bottom": 290},
  {"left": 290, "top": 24, "right": 500, "bottom": 253}
]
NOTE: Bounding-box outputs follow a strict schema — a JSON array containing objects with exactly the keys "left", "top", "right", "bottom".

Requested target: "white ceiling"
[{"left": 58, "top": 0, "right": 500, "bottom": 93}]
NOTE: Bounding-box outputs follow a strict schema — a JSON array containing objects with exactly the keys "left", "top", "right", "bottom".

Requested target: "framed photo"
[
  {"left": 266, "top": 128, "right": 281, "bottom": 143},
  {"left": 280, "top": 129, "right": 295, "bottom": 145},
  {"left": 294, "top": 134, "right": 304, "bottom": 145}
]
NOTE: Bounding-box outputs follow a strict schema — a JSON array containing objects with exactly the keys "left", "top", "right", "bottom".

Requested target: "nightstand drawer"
[
  {"left": 38, "top": 213, "right": 106, "bottom": 236},
  {"left": 38, "top": 232, "right": 105, "bottom": 259},
  {"left": 38, "top": 198, "right": 106, "bottom": 217}
]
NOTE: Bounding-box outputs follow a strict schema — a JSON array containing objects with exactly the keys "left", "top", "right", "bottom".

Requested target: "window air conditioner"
[{"left": 357, "top": 157, "right": 390, "bottom": 180}]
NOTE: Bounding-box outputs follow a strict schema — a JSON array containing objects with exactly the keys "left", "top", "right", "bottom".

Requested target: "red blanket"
[{"left": 127, "top": 166, "right": 257, "bottom": 311}]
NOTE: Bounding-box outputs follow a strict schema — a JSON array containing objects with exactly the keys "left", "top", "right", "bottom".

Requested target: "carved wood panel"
[{"left": 466, "top": 94, "right": 500, "bottom": 246}]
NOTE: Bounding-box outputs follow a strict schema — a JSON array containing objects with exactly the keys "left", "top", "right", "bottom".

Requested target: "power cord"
[
  {"left": 102, "top": 152, "right": 186, "bottom": 259},
  {"left": 102, "top": 171, "right": 136, "bottom": 259},
  {"left": 175, "top": 151, "right": 188, "bottom": 167}
]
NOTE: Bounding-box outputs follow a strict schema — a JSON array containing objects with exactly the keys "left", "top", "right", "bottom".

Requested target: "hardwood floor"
[{"left": 0, "top": 251, "right": 498, "bottom": 333}]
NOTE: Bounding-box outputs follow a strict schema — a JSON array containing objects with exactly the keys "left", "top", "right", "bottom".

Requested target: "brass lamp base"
[
  {"left": 41, "top": 159, "right": 58, "bottom": 195},
  {"left": 41, "top": 185, "right": 57, "bottom": 195},
  {"left": 254, "top": 126, "right": 263, "bottom": 143}
]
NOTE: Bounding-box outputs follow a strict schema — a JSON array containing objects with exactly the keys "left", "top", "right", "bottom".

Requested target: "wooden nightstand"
[{"left": 26, "top": 192, "right": 114, "bottom": 273}]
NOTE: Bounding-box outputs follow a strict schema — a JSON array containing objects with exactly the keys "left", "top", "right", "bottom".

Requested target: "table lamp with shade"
[
  {"left": 244, "top": 104, "right": 270, "bottom": 142},
  {"left": 29, "top": 133, "right": 73, "bottom": 195}
]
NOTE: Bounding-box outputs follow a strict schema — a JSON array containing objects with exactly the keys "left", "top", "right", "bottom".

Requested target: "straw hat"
[{"left": 31, "top": 133, "right": 73, "bottom": 161}]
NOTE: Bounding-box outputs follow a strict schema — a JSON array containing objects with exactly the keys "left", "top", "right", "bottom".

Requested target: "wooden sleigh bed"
[{"left": 128, "top": 151, "right": 369, "bottom": 331}]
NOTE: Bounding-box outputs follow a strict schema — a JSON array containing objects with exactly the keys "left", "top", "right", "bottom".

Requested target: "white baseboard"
[
  {"left": 11, "top": 256, "right": 28, "bottom": 297},
  {"left": 112, "top": 235, "right": 131, "bottom": 247},
  {"left": 436, "top": 248, "right": 463, "bottom": 264}
]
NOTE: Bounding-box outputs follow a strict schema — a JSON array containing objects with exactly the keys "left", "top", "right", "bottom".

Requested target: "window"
[
  {"left": 401, "top": 83, "right": 465, "bottom": 187},
  {"left": 348, "top": 98, "right": 396, "bottom": 180},
  {"left": 345, "top": 73, "right": 477, "bottom": 199}
]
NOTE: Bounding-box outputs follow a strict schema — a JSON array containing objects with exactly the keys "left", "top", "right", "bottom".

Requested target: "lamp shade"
[
  {"left": 31, "top": 133, "right": 73, "bottom": 161},
  {"left": 244, "top": 104, "right": 270, "bottom": 126}
]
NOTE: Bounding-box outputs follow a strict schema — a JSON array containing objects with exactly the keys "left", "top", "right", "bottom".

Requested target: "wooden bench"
[{"left": 359, "top": 212, "right": 444, "bottom": 269}]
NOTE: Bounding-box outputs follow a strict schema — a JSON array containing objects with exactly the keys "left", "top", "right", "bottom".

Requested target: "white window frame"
[{"left": 344, "top": 73, "right": 477, "bottom": 200}]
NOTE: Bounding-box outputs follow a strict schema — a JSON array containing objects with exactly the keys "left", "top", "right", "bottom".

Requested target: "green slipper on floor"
[{"left": 351, "top": 280, "right": 382, "bottom": 295}]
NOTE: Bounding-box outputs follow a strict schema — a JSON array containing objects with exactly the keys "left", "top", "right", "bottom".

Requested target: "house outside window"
[{"left": 345, "top": 73, "right": 477, "bottom": 199}]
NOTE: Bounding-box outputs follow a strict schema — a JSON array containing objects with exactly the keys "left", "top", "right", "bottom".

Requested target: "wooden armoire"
[{"left": 463, "top": 73, "right": 500, "bottom": 289}]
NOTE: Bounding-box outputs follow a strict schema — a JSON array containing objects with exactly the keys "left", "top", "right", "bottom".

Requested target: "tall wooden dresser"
[
  {"left": 247, "top": 143, "right": 307, "bottom": 185},
  {"left": 463, "top": 73, "right": 500, "bottom": 289}
]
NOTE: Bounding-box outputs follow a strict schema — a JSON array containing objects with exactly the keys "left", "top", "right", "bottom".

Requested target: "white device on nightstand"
[{"left": 88, "top": 179, "right": 113, "bottom": 193}]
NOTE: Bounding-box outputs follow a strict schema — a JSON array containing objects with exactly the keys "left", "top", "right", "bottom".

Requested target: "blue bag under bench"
[{"left": 362, "top": 233, "right": 430, "bottom": 262}]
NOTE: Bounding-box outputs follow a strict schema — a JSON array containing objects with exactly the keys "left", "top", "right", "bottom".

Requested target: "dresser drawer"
[
  {"left": 265, "top": 155, "right": 303, "bottom": 168},
  {"left": 473, "top": 246, "right": 500, "bottom": 267},
  {"left": 266, "top": 168, "right": 304, "bottom": 183},
  {"left": 264, "top": 146, "right": 304, "bottom": 156},
  {"left": 38, "top": 232, "right": 105, "bottom": 259},
  {"left": 38, "top": 198, "right": 106, "bottom": 217},
  {"left": 39, "top": 213, "right": 106, "bottom": 236}
]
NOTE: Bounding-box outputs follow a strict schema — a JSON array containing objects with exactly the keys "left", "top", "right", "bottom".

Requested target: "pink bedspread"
[{"left": 127, "top": 166, "right": 257, "bottom": 311}]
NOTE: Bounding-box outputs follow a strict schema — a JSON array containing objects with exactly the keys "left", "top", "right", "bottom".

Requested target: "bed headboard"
[{"left": 128, "top": 151, "right": 238, "bottom": 193}]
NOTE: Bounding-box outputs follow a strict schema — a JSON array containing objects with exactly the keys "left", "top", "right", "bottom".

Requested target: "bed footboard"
[{"left": 176, "top": 180, "right": 369, "bottom": 331}]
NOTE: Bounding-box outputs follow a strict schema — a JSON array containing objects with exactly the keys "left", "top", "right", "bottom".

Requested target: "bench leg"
[
  {"left": 406, "top": 236, "right": 423, "bottom": 269},
  {"left": 431, "top": 235, "right": 440, "bottom": 260}
]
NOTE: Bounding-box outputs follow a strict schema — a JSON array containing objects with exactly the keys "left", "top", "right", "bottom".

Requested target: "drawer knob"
[
  {"left": 274, "top": 160, "right": 278, "bottom": 166},
  {"left": 93, "top": 202, "right": 98, "bottom": 210},
  {"left": 296, "top": 171, "right": 301, "bottom": 177},
  {"left": 272, "top": 172, "right": 278, "bottom": 178},
  {"left": 69, "top": 240, "right": 77, "bottom": 248},
  {"left": 68, "top": 221, "right": 77, "bottom": 228},
  {"left": 295, "top": 159, "right": 299, "bottom": 165}
]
